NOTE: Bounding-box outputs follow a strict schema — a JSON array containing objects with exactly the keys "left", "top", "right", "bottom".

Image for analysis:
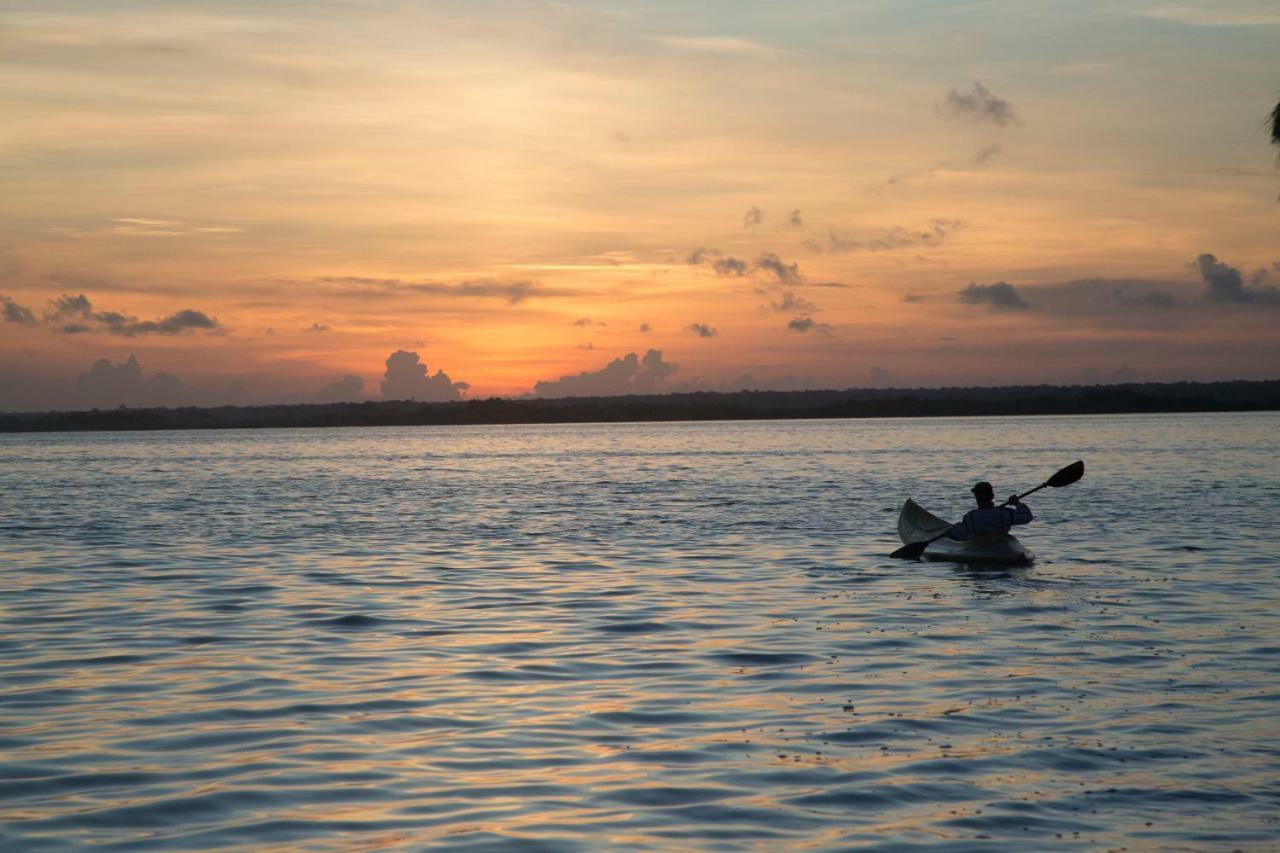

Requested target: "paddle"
[{"left": 890, "top": 460, "right": 1084, "bottom": 560}]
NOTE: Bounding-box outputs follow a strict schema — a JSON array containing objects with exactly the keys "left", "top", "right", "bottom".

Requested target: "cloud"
[
  {"left": 687, "top": 322, "right": 718, "bottom": 338},
  {"left": 533, "top": 349, "right": 678, "bottom": 398},
  {"left": 686, "top": 249, "right": 805, "bottom": 284},
  {"left": 886, "top": 166, "right": 939, "bottom": 188},
  {"left": 653, "top": 36, "right": 777, "bottom": 56},
  {"left": 638, "top": 323, "right": 651, "bottom": 332},
  {"left": 784, "top": 209, "right": 804, "bottom": 229},
  {"left": 306, "top": 322, "right": 331, "bottom": 332},
  {"left": 712, "top": 256, "right": 750, "bottom": 277},
  {"left": 973, "top": 143, "right": 1003, "bottom": 164},
  {"left": 380, "top": 350, "right": 469, "bottom": 401},
  {"left": 320, "top": 276, "right": 575, "bottom": 304},
  {"left": 1196, "top": 253, "right": 1280, "bottom": 304},
  {"left": 74, "top": 354, "right": 185, "bottom": 409},
  {"left": 313, "top": 374, "right": 364, "bottom": 403},
  {"left": 787, "top": 316, "right": 831, "bottom": 334},
  {"left": 1130, "top": 5, "right": 1280, "bottom": 27},
  {"left": 721, "top": 372, "right": 822, "bottom": 392},
  {"left": 409, "top": 279, "right": 569, "bottom": 304},
  {"left": 1, "top": 295, "right": 35, "bottom": 325},
  {"left": 743, "top": 206, "right": 763, "bottom": 228},
  {"left": 42, "top": 293, "right": 221, "bottom": 335},
  {"left": 755, "top": 253, "right": 801, "bottom": 284},
  {"left": 101, "top": 308, "right": 220, "bottom": 336},
  {"left": 45, "top": 293, "right": 93, "bottom": 322},
  {"left": 960, "top": 281, "right": 1031, "bottom": 311},
  {"left": 769, "top": 292, "right": 817, "bottom": 313},
  {"left": 1017, "top": 278, "right": 1183, "bottom": 316},
  {"left": 818, "top": 219, "right": 965, "bottom": 252},
  {"left": 902, "top": 293, "right": 925, "bottom": 303},
  {"left": 939, "top": 81, "right": 1019, "bottom": 126}
]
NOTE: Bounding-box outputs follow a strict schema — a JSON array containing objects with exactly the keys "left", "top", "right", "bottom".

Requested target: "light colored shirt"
[{"left": 948, "top": 502, "right": 1032, "bottom": 540}]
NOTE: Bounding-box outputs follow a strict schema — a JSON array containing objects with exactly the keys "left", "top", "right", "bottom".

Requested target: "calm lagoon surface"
[{"left": 2, "top": 412, "right": 1278, "bottom": 851}]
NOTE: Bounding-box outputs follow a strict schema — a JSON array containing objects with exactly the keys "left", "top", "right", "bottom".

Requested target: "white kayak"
[{"left": 897, "top": 499, "right": 1034, "bottom": 565}]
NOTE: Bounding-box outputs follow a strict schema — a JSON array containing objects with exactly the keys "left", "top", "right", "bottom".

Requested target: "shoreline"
[{"left": 2, "top": 379, "right": 1277, "bottom": 434}]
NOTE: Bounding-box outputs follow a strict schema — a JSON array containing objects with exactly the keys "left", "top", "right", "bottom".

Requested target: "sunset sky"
[{"left": 2, "top": 0, "right": 1278, "bottom": 411}]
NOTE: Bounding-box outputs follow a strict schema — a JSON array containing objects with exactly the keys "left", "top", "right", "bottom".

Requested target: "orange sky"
[{"left": 2, "top": 1, "right": 1278, "bottom": 410}]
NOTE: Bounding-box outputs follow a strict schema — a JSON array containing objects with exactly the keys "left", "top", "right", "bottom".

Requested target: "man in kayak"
[{"left": 948, "top": 481, "right": 1032, "bottom": 540}]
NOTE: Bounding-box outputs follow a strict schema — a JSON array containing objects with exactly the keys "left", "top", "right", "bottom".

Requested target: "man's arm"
[
  {"left": 948, "top": 514, "right": 972, "bottom": 540},
  {"left": 1006, "top": 495, "right": 1033, "bottom": 525}
]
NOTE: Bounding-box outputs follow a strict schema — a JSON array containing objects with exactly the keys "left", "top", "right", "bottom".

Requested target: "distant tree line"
[{"left": 1, "top": 380, "right": 1278, "bottom": 433}]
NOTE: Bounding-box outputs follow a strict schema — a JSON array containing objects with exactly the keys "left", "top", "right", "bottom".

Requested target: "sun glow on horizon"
[{"left": 1, "top": 1, "right": 1278, "bottom": 411}]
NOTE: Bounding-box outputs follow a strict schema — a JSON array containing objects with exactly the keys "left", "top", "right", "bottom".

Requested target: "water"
[{"left": 1, "top": 413, "right": 1278, "bottom": 850}]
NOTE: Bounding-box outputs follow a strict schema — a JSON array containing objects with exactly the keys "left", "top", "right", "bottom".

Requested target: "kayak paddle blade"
[
  {"left": 890, "top": 540, "right": 929, "bottom": 560},
  {"left": 1047, "top": 459, "right": 1084, "bottom": 489}
]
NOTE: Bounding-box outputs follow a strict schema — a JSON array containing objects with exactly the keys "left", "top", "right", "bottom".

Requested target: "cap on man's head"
[{"left": 971, "top": 481, "right": 994, "bottom": 499}]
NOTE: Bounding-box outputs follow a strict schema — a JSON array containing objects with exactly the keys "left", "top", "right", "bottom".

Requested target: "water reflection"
[{"left": 0, "top": 413, "right": 1277, "bottom": 848}]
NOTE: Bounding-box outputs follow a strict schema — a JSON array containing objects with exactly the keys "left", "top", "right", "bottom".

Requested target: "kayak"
[{"left": 897, "top": 499, "right": 1035, "bottom": 565}]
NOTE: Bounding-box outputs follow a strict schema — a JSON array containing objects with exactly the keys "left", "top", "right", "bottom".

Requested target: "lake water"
[{"left": 2, "top": 413, "right": 1278, "bottom": 850}]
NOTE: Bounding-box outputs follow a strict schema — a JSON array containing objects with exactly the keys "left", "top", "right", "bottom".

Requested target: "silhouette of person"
[{"left": 948, "top": 481, "right": 1032, "bottom": 540}]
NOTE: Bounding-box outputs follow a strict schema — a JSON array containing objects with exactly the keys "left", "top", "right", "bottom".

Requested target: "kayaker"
[{"left": 948, "top": 481, "right": 1032, "bottom": 540}]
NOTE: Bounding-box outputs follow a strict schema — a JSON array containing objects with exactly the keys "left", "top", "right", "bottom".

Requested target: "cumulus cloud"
[
  {"left": 533, "top": 349, "right": 678, "bottom": 398},
  {"left": 74, "top": 355, "right": 185, "bottom": 409},
  {"left": 960, "top": 281, "right": 1030, "bottom": 311},
  {"left": 687, "top": 248, "right": 793, "bottom": 281},
  {"left": 1196, "top": 253, "right": 1280, "bottom": 304},
  {"left": 42, "top": 293, "right": 221, "bottom": 336},
  {"left": 769, "top": 292, "right": 817, "bottom": 313},
  {"left": 106, "top": 309, "right": 219, "bottom": 336},
  {"left": 755, "top": 253, "right": 802, "bottom": 285},
  {"left": 712, "top": 256, "right": 750, "bottom": 277},
  {"left": 940, "top": 81, "right": 1019, "bottom": 126},
  {"left": 818, "top": 219, "right": 965, "bottom": 253},
  {"left": 687, "top": 322, "right": 718, "bottom": 338},
  {"left": 787, "top": 316, "right": 831, "bottom": 334},
  {"left": 45, "top": 293, "right": 93, "bottom": 322},
  {"left": 313, "top": 374, "right": 364, "bottom": 403},
  {"left": 380, "top": 350, "right": 469, "bottom": 401},
  {"left": 743, "top": 206, "right": 763, "bottom": 228},
  {"left": 1, "top": 294, "right": 35, "bottom": 325},
  {"left": 784, "top": 209, "right": 804, "bottom": 229},
  {"left": 638, "top": 323, "right": 651, "bottom": 332}
]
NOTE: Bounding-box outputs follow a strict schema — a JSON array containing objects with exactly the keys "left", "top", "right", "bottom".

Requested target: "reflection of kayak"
[{"left": 897, "top": 499, "right": 1034, "bottom": 565}]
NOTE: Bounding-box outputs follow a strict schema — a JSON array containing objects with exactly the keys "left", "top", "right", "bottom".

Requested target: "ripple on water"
[{"left": 1, "top": 414, "right": 1278, "bottom": 849}]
